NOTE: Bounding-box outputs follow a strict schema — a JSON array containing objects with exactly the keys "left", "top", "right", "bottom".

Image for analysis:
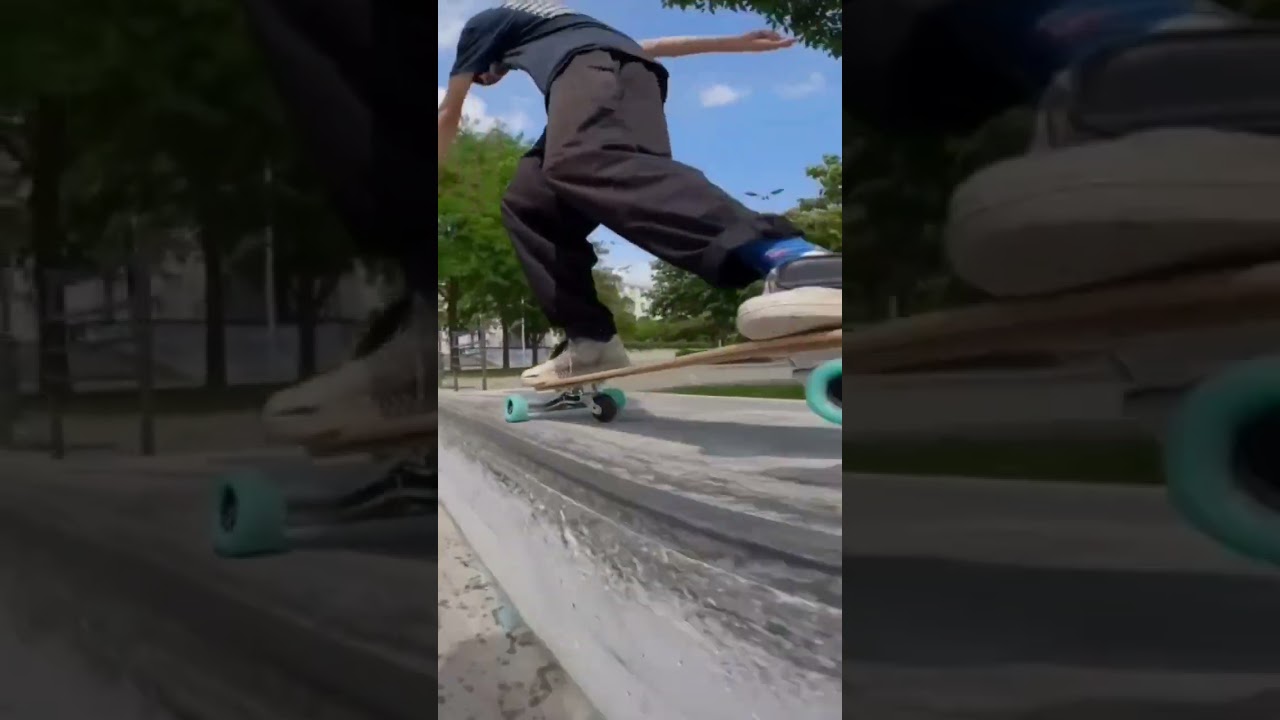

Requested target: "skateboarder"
[
  {"left": 247, "top": 0, "right": 1252, "bottom": 442},
  {"left": 439, "top": 4, "right": 845, "bottom": 388}
]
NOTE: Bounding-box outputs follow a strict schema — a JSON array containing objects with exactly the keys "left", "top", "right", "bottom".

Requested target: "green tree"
[
  {"left": 646, "top": 262, "right": 752, "bottom": 345},
  {"left": 1, "top": 0, "right": 345, "bottom": 391},
  {"left": 789, "top": 153, "right": 843, "bottom": 253},
  {"left": 661, "top": 0, "right": 841, "bottom": 57},
  {"left": 438, "top": 125, "right": 532, "bottom": 367}
]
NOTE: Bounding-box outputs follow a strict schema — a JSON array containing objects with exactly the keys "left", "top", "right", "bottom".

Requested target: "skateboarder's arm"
[
  {"left": 639, "top": 30, "right": 796, "bottom": 59},
  {"left": 439, "top": 74, "right": 471, "bottom": 165}
]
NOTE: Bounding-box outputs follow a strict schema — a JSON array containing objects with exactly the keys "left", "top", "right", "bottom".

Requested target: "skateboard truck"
[
  {"left": 212, "top": 457, "right": 436, "bottom": 559},
  {"left": 506, "top": 384, "right": 625, "bottom": 424}
]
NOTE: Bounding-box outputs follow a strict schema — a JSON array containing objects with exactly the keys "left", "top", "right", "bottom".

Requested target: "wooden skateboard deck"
[
  {"left": 841, "top": 260, "right": 1280, "bottom": 373},
  {"left": 532, "top": 327, "right": 842, "bottom": 391},
  {"left": 504, "top": 327, "right": 844, "bottom": 427},
  {"left": 506, "top": 259, "right": 1280, "bottom": 431},
  {"left": 213, "top": 260, "right": 1280, "bottom": 570},
  {"left": 817, "top": 260, "right": 1280, "bottom": 572}
]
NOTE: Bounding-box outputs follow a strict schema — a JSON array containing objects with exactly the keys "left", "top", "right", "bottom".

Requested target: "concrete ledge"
[{"left": 438, "top": 391, "right": 842, "bottom": 720}]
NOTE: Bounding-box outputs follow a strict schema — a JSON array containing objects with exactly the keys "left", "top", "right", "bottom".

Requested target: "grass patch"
[
  {"left": 663, "top": 384, "right": 1161, "bottom": 484},
  {"left": 842, "top": 436, "right": 1164, "bottom": 484},
  {"left": 666, "top": 384, "right": 806, "bottom": 400}
]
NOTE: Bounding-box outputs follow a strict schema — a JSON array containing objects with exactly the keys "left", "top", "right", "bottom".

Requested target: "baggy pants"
[{"left": 501, "top": 50, "right": 803, "bottom": 341}]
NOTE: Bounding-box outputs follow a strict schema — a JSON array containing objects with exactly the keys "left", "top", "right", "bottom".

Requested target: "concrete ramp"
[{"left": 437, "top": 390, "right": 843, "bottom": 720}]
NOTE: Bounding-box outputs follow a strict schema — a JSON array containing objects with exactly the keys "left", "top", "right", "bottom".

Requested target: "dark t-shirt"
[{"left": 449, "top": 2, "right": 669, "bottom": 99}]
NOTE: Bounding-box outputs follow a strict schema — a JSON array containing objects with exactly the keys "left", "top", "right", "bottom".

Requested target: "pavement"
[
  {"left": 438, "top": 390, "right": 843, "bottom": 720},
  {"left": 0, "top": 450, "right": 435, "bottom": 720},
  {"left": 846, "top": 473, "right": 1280, "bottom": 719},
  {"left": 438, "top": 508, "right": 601, "bottom": 720},
  {"left": 440, "top": 386, "right": 1280, "bottom": 719},
  {"left": 0, "top": 447, "right": 596, "bottom": 720},
  {"left": 5, "top": 358, "right": 1280, "bottom": 720}
]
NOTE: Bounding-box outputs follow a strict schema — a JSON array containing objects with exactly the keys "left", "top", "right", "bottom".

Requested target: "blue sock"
[
  {"left": 951, "top": 0, "right": 1237, "bottom": 93},
  {"left": 735, "top": 237, "right": 826, "bottom": 277}
]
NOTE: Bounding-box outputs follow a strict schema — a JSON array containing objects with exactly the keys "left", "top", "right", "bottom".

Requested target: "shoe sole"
[
  {"left": 949, "top": 128, "right": 1280, "bottom": 297},
  {"left": 737, "top": 287, "right": 843, "bottom": 341}
]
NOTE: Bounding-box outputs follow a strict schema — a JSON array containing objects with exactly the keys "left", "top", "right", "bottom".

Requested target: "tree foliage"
[
  {"left": 661, "top": 0, "right": 841, "bottom": 57},
  {"left": 437, "top": 124, "right": 636, "bottom": 363},
  {"left": 0, "top": 0, "right": 365, "bottom": 387}
]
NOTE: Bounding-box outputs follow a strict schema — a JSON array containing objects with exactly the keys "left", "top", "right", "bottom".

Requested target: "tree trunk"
[
  {"left": 444, "top": 279, "right": 461, "bottom": 373},
  {"left": 28, "top": 99, "right": 70, "bottom": 399},
  {"left": 199, "top": 225, "right": 227, "bottom": 388},
  {"left": 501, "top": 321, "right": 510, "bottom": 369}
]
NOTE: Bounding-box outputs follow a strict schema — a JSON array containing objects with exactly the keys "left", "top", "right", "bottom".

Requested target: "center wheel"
[{"left": 590, "top": 392, "right": 620, "bottom": 422}]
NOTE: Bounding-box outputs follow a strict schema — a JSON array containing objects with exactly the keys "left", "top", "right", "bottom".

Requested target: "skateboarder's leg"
[
  {"left": 540, "top": 51, "right": 842, "bottom": 341},
  {"left": 501, "top": 154, "right": 632, "bottom": 386},
  {"left": 244, "top": 0, "right": 437, "bottom": 442}
]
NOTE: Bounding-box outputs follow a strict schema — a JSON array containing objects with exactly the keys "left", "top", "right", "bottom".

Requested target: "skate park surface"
[
  {"left": 3, "top": 353, "right": 1279, "bottom": 719},
  {"left": 438, "top": 355, "right": 1280, "bottom": 719},
  {"left": 439, "top": 390, "right": 844, "bottom": 720},
  {"left": 0, "top": 448, "right": 595, "bottom": 720}
]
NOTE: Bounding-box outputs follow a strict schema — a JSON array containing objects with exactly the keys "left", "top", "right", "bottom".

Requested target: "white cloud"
[
  {"left": 698, "top": 83, "right": 750, "bottom": 108},
  {"left": 439, "top": 0, "right": 493, "bottom": 51},
  {"left": 618, "top": 264, "right": 655, "bottom": 291},
  {"left": 775, "top": 72, "right": 826, "bottom": 100},
  {"left": 438, "top": 87, "right": 531, "bottom": 133}
]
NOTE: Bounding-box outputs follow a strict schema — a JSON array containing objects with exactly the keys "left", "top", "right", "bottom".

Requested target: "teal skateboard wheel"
[
  {"left": 589, "top": 391, "right": 620, "bottom": 422},
  {"left": 504, "top": 394, "right": 531, "bottom": 423},
  {"left": 805, "top": 359, "right": 842, "bottom": 426},
  {"left": 213, "top": 469, "right": 289, "bottom": 558},
  {"left": 601, "top": 387, "right": 627, "bottom": 411},
  {"left": 1165, "top": 356, "right": 1280, "bottom": 565}
]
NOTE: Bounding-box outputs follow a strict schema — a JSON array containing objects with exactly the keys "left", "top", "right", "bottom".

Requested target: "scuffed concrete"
[
  {"left": 846, "top": 473, "right": 1280, "bottom": 719},
  {"left": 0, "top": 450, "right": 434, "bottom": 720},
  {"left": 437, "top": 390, "right": 842, "bottom": 720},
  {"left": 438, "top": 507, "right": 601, "bottom": 719}
]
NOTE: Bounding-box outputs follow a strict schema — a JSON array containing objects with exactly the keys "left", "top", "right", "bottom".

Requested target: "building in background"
[{"left": 620, "top": 282, "right": 651, "bottom": 319}]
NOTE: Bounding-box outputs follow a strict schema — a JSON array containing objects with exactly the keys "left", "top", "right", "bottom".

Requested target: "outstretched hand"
[{"left": 735, "top": 29, "right": 797, "bottom": 53}]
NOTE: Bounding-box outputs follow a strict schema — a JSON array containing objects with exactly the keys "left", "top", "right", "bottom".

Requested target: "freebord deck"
[
  {"left": 504, "top": 260, "right": 1280, "bottom": 567},
  {"left": 837, "top": 260, "right": 1280, "bottom": 373},
  {"left": 833, "top": 260, "right": 1280, "bottom": 569},
  {"left": 502, "top": 327, "right": 844, "bottom": 426}
]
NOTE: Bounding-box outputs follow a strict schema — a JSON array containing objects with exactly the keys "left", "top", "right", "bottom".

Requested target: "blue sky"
[{"left": 438, "top": 0, "right": 842, "bottom": 289}]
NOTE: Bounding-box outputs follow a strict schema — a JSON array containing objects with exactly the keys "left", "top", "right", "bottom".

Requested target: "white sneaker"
[
  {"left": 736, "top": 253, "right": 843, "bottom": 340},
  {"left": 262, "top": 295, "right": 435, "bottom": 443},
  {"left": 520, "top": 335, "right": 631, "bottom": 387}
]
